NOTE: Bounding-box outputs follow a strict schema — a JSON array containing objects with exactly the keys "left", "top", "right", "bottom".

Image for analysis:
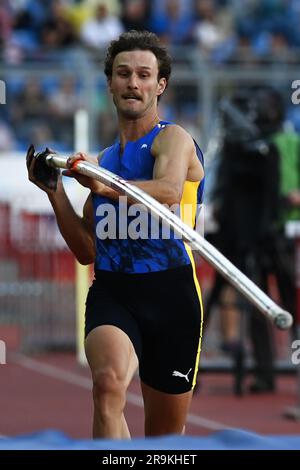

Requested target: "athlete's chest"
[{"left": 100, "top": 141, "right": 155, "bottom": 180}]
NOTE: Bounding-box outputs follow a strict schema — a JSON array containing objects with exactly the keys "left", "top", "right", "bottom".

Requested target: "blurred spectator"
[
  {"left": 272, "top": 121, "right": 300, "bottom": 339},
  {"left": 84, "top": 0, "right": 121, "bottom": 16},
  {"left": 11, "top": 0, "right": 52, "bottom": 56},
  {"left": 41, "top": 0, "right": 78, "bottom": 50},
  {"left": 193, "top": 0, "right": 234, "bottom": 57},
  {"left": 13, "top": 0, "right": 51, "bottom": 37},
  {"left": 11, "top": 78, "right": 47, "bottom": 120},
  {"left": 0, "top": 0, "right": 13, "bottom": 48},
  {"left": 64, "top": 0, "right": 93, "bottom": 34},
  {"left": 149, "top": 0, "right": 196, "bottom": 45},
  {"left": 80, "top": 2, "right": 124, "bottom": 50},
  {"left": 10, "top": 78, "right": 49, "bottom": 143},
  {"left": 48, "top": 76, "right": 83, "bottom": 147},
  {"left": 227, "top": 30, "right": 261, "bottom": 66},
  {"left": 28, "top": 122, "right": 57, "bottom": 150},
  {"left": 151, "top": 0, "right": 194, "bottom": 18},
  {"left": 120, "top": 0, "right": 150, "bottom": 31}
]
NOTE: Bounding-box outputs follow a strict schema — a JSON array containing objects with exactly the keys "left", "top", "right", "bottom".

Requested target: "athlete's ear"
[
  {"left": 157, "top": 78, "right": 167, "bottom": 97},
  {"left": 107, "top": 78, "right": 113, "bottom": 94}
]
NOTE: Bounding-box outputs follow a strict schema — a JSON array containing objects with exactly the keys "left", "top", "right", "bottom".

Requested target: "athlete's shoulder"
[
  {"left": 156, "top": 122, "right": 193, "bottom": 141},
  {"left": 159, "top": 122, "right": 191, "bottom": 138},
  {"left": 153, "top": 123, "right": 197, "bottom": 152},
  {"left": 156, "top": 123, "right": 204, "bottom": 171}
]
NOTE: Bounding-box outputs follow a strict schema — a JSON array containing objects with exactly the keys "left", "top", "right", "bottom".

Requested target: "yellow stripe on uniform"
[
  {"left": 184, "top": 244, "right": 204, "bottom": 388},
  {"left": 180, "top": 181, "right": 204, "bottom": 389}
]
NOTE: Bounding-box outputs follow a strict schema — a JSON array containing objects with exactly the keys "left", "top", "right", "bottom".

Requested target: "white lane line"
[
  {"left": 187, "top": 414, "right": 233, "bottom": 431},
  {"left": 12, "top": 353, "right": 231, "bottom": 431}
]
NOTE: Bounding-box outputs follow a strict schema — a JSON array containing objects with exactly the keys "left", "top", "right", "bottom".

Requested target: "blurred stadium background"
[{"left": 0, "top": 0, "right": 300, "bottom": 444}]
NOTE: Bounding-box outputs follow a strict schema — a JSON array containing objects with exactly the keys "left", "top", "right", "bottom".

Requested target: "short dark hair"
[{"left": 104, "top": 30, "right": 172, "bottom": 87}]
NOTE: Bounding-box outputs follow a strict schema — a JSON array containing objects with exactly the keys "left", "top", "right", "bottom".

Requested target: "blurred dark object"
[
  {"left": 220, "top": 86, "right": 284, "bottom": 144},
  {"left": 215, "top": 87, "right": 281, "bottom": 257},
  {"left": 205, "top": 86, "right": 284, "bottom": 395}
]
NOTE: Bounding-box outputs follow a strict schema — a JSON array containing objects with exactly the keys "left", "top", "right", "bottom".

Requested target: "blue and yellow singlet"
[{"left": 92, "top": 121, "right": 204, "bottom": 273}]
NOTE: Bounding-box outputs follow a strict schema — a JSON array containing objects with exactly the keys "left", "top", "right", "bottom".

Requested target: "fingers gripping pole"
[{"left": 46, "top": 153, "right": 293, "bottom": 330}]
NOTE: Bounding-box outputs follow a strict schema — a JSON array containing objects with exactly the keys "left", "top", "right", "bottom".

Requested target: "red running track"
[{"left": 0, "top": 352, "right": 299, "bottom": 439}]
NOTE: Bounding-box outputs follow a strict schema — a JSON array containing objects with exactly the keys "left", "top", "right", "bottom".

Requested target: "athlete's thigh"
[
  {"left": 85, "top": 325, "right": 138, "bottom": 385},
  {"left": 84, "top": 278, "right": 141, "bottom": 383},
  {"left": 141, "top": 381, "right": 192, "bottom": 436},
  {"left": 138, "top": 265, "right": 202, "bottom": 394}
]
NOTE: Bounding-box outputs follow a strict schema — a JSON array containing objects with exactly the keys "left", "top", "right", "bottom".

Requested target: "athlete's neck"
[{"left": 118, "top": 112, "right": 160, "bottom": 151}]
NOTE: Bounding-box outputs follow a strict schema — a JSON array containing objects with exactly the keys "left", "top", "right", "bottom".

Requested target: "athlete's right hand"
[
  {"left": 26, "top": 144, "right": 61, "bottom": 193},
  {"left": 63, "top": 152, "right": 106, "bottom": 194}
]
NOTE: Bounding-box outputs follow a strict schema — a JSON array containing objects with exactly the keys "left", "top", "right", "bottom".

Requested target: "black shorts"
[{"left": 85, "top": 264, "right": 203, "bottom": 394}]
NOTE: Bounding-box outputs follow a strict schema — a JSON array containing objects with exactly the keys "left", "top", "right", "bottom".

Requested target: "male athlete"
[{"left": 27, "top": 30, "right": 204, "bottom": 438}]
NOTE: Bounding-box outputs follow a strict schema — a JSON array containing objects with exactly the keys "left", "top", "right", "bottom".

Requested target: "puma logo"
[{"left": 172, "top": 368, "right": 192, "bottom": 382}]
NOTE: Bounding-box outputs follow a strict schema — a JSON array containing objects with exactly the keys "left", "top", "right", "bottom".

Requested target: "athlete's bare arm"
[
  {"left": 48, "top": 191, "right": 95, "bottom": 265},
  {"left": 138, "top": 124, "right": 204, "bottom": 204},
  {"left": 27, "top": 148, "right": 96, "bottom": 265}
]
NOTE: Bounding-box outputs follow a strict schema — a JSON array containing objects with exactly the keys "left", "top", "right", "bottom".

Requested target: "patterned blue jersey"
[{"left": 92, "top": 121, "right": 204, "bottom": 273}]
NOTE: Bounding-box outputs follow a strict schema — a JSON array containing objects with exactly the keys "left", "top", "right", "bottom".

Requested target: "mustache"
[{"left": 122, "top": 93, "right": 142, "bottom": 100}]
